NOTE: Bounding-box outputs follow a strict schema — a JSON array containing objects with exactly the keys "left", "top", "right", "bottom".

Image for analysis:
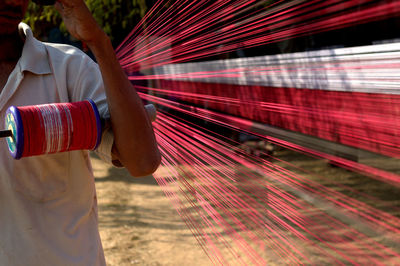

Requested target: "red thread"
[{"left": 17, "top": 101, "right": 99, "bottom": 157}]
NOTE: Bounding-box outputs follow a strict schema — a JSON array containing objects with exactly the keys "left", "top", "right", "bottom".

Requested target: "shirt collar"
[{"left": 18, "top": 22, "right": 51, "bottom": 75}]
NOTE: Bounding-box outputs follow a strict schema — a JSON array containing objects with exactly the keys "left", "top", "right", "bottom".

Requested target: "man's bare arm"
[{"left": 55, "top": 0, "right": 161, "bottom": 177}]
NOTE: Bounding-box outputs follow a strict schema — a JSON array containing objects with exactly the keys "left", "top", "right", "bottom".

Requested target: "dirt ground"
[
  {"left": 91, "top": 145, "right": 400, "bottom": 265},
  {"left": 91, "top": 154, "right": 211, "bottom": 266}
]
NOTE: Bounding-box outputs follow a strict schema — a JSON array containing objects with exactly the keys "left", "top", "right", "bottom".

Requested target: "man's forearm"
[{"left": 87, "top": 34, "right": 161, "bottom": 177}]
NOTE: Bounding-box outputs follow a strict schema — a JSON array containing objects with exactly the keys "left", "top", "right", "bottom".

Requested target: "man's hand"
[{"left": 54, "top": 0, "right": 105, "bottom": 46}]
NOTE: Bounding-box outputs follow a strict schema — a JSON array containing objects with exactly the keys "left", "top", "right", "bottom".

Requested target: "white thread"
[{"left": 38, "top": 104, "right": 68, "bottom": 154}]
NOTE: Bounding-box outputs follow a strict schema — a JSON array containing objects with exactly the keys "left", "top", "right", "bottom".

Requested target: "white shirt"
[{"left": 0, "top": 23, "right": 113, "bottom": 265}]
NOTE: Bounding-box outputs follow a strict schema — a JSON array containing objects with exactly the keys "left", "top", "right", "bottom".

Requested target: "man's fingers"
[
  {"left": 54, "top": 2, "right": 63, "bottom": 13},
  {"left": 55, "top": 0, "right": 75, "bottom": 8}
]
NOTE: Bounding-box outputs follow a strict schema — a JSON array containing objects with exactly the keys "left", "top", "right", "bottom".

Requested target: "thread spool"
[
  {"left": 4, "top": 100, "right": 101, "bottom": 159},
  {"left": 3, "top": 100, "right": 157, "bottom": 159}
]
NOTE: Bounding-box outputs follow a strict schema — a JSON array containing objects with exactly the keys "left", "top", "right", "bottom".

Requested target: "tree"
[{"left": 24, "top": 0, "right": 147, "bottom": 46}]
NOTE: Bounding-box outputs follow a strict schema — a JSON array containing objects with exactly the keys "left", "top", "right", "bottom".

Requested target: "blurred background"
[{"left": 26, "top": 1, "right": 400, "bottom": 265}]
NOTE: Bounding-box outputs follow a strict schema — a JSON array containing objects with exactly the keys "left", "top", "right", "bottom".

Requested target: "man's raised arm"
[{"left": 55, "top": 0, "right": 161, "bottom": 177}]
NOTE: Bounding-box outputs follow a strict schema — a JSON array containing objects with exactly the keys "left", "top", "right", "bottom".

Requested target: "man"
[{"left": 0, "top": 0, "right": 160, "bottom": 265}]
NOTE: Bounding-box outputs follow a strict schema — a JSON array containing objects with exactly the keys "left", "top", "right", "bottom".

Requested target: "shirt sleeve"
[
  {"left": 67, "top": 52, "right": 122, "bottom": 167},
  {"left": 95, "top": 120, "right": 123, "bottom": 167}
]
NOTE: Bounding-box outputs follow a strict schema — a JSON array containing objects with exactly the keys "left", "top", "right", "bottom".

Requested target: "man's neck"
[{"left": 0, "top": 30, "right": 24, "bottom": 62}]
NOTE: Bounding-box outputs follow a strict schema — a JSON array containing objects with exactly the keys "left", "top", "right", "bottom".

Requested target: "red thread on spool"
[{"left": 17, "top": 101, "right": 100, "bottom": 157}]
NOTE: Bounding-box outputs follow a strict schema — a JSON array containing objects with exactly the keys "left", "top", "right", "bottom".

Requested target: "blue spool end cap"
[
  {"left": 5, "top": 106, "right": 24, "bottom": 159},
  {"left": 87, "top": 99, "right": 102, "bottom": 150}
]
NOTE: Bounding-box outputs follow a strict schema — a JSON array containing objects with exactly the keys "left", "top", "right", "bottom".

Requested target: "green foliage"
[
  {"left": 23, "top": 3, "right": 61, "bottom": 38},
  {"left": 24, "top": 0, "right": 147, "bottom": 44}
]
